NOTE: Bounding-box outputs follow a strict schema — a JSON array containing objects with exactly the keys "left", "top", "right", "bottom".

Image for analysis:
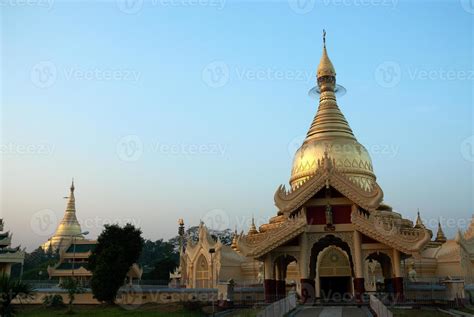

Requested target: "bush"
[{"left": 42, "top": 294, "right": 65, "bottom": 308}]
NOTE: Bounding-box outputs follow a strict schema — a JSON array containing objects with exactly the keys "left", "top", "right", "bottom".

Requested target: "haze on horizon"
[{"left": 1, "top": 0, "right": 473, "bottom": 251}]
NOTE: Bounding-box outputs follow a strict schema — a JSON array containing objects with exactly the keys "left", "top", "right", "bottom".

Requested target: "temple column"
[
  {"left": 264, "top": 254, "right": 276, "bottom": 303},
  {"left": 299, "top": 233, "right": 314, "bottom": 304},
  {"left": 275, "top": 260, "right": 286, "bottom": 300},
  {"left": 392, "top": 249, "right": 404, "bottom": 301},
  {"left": 353, "top": 230, "right": 365, "bottom": 302}
]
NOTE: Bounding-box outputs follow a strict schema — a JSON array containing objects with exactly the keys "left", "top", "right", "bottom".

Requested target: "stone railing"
[
  {"left": 257, "top": 291, "right": 297, "bottom": 317},
  {"left": 370, "top": 295, "right": 393, "bottom": 317}
]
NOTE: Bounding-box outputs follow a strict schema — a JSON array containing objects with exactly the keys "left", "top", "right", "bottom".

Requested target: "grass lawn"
[{"left": 15, "top": 304, "right": 206, "bottom": 317}]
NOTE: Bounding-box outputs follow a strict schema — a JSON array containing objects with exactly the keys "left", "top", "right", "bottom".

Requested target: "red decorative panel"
[{"left": 306, "top": 205, "right": 352, "bottom": 225}]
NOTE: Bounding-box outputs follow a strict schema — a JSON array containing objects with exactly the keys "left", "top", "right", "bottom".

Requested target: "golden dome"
[{"left": 290, "top": 32, "right": 376, "bottom": 191}]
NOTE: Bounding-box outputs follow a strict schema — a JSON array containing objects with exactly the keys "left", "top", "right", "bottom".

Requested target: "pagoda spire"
[
  {"left": 435, "top": 219, "right": 447, "bottom": 243},
  {"left": 248, "top": 216, "right": 258, "bottom": 235},
  {"left": 66, "top": 178, "right": 76, "bottom": 213},
  {"left": 305, "top": 30, "right": 355, "bottom": 142},
  {"left": 42, "top": 180, "right": 84, "bottom": 251},
  {"left": 414, "top": 210, "right": 425, "bottom": 229}
]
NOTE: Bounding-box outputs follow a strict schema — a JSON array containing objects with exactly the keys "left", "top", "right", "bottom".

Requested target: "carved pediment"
[{"left": 275, "top": 155, "right": 383, "bottom": 215}]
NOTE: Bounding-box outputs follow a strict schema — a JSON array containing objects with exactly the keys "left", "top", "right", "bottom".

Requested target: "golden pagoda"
[{"left": 42, "top": 180, "right": 84, "bottom": 252}]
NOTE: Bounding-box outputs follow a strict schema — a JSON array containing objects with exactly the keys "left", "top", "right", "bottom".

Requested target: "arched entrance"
[
  {"left": 318, "top": 246, "right": 352, "bottom": 300},
  {"left": 309, "top": 235, "right": 354, "bottom": 301},
  {"left": 195, "top": 254, "right": 209, "bottom": 288},
  {"left": 365, "top": 252, "right": 393, "bottom": 293},
  {"left": 274, "top": 254, "right": 298, "bottom": 300}
]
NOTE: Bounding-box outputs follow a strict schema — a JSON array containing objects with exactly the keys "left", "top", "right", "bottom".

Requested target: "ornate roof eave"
[
  {"left": 236, "top": 210, "right": 307, "bottom": 258},
  {"left": 351, "top": 208, "right": 432, "bottom": 256},
  {"left": 275, "top": 154, "right": 383, "bottom": 214},
  {"left": 456, "top": 230, "right": 474, "bottom": 254}
]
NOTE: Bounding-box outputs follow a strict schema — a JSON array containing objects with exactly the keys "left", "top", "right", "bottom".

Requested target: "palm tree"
[
  {"left": 60, "top": 277, "right": 84, "bottom": 314},
  {"left": 0, "top": 274, "right": 32, "bottom": 317}
]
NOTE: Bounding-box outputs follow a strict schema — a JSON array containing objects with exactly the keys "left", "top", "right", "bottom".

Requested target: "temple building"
[
  {"left": 44, "top": 181, "right": 143, "bottom": 285},
  {"left": 0, "top": 219, "right": 25, "bottom": 276},
  {"left": 47, "top": 239, "right": 143, "bottom": 286},
  {"left": 177, "top": 33, "right": 474, "bottom": 303},
  {"left": 173, "top": 221, "right": 262, "bottom": 289},
  {"left": 42, "top": 181, "right": 85, "bottom": 252},
  {"left": 232, "top": 33, "right": 474, "bottom": 302}
]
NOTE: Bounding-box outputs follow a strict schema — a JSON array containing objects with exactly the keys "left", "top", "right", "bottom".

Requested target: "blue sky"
[{"left": 1, "top": 0, "right": 473, "bottom": 250}]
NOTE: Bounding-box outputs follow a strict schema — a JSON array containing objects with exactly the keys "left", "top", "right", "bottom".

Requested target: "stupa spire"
[
  {"left": 42, "top": 180, "right": 84, "bottom": 251},
  {"left": 66, "top": 178, "right": 76, "bottom": 213},
  {"left": 305, "top": 30, "right": 355, "bottom": 142},
  {"left": 415, "top": 210, "right": 425, "bottom": 229},
  {"left": 248, "top": 216, "right": 258, "bottom": 235},
  {"left": 435, "top": 219, "right": 447, "bottom": 243}
]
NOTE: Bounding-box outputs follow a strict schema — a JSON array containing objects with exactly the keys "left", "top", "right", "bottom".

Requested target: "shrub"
[{"left": 42, "top": 294, "right": 65, "bottom": 308}]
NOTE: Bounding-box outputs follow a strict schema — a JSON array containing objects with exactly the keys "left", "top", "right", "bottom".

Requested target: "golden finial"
[
  {"left": 435, "top": 218, "right": 447, "bottom": 243},
  {"left": 317, "top": 29, "right": 336, "bottom": 78},
  {"left": 248, "top": 216, "right": 258, "bottom": 235},
  {"left": 415, "top": 210, "right": 425, "bottom": 229},
  {"left": 70, "top": 178, "right": 75, "bottom": 192}
]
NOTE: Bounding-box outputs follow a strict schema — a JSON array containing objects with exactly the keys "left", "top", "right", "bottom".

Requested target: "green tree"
[
  {"left": 0, "top": 274, "right": 32, "bottom": 317},
  {"left": 60, "top": 278, "right": 84, "bottom": 313},
  {"left": 88, "top": 224, "right": 144, "bottom": 304},
  {"left": 143, "top": 257, "right": 178, "bottom": 283}
]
